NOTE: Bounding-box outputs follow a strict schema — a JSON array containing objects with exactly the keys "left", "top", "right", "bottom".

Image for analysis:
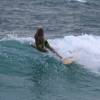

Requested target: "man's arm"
[{"left": 45, "top": 40, "right": 62, "bottom": 59}]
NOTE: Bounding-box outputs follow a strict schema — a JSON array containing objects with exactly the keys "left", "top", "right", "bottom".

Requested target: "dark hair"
[{"left": 35, "top": 28, "right": 44, "bottom": 39}]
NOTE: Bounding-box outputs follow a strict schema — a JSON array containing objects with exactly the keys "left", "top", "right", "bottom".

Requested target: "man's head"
[
  {"left": 35, "top": 26, "right": 44, "bottom": 39},
  {"left": 36, "top": 26, "right": 44, "bottom": 37}
]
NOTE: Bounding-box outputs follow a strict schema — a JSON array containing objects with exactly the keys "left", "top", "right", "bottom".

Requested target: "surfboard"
[
  {"left": 62, "top": 51, "right": 79, "bottom": 65},
  {"left": 62, "top": 57, "right": 74, "bottom": 64}
]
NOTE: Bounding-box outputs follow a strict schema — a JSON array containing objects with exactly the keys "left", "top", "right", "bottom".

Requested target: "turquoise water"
[
  {"left": 1, "top": 0, "right": 100, "bottom": 100},
  {"left": 0, "top": 35, "right": 100, "bottom": 100}
]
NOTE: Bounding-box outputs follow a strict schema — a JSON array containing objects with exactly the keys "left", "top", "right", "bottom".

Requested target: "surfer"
[{"left": 33, "top": 27, "right": 62, "bottom": 59}]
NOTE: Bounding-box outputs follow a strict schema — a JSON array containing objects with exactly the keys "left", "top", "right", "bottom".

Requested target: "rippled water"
[
  {"left": 0, "top": 0, "right": 100, "bottom": 100},
  {"left": 0, "top": 0, "right": 100, "bottom": 36}
]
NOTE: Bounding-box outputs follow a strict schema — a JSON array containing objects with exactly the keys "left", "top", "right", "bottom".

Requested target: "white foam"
[
  {"left": 69, "top": 0, "right": 87, "bottom": 3},
  {"left": 49, "top": 34, "right": 100, "bottom": 74},
  {"left": 1, "top": 34, "right": 34, "bottom": 45},
  {"left": 76, "top": 0, "right": 87, "bottom": 3}
]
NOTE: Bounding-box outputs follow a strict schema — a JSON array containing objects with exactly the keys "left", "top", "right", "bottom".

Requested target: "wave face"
[{"left": 0, "top": 34, "right": 100, "bottom": 100}]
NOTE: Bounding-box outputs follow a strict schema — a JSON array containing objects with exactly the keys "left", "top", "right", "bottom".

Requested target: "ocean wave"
[{"left": 1, "top": 34, "right": 100, "bottom": 74}]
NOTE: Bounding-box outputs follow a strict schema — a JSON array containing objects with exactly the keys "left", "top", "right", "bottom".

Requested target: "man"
[{"left": 33, "top": 27, "right": 62, "bottom": 59}]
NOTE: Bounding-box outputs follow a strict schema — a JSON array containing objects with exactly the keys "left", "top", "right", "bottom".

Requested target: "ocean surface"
[{"left": 0, "top": 0, "right": 100, "bottom": 100}]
